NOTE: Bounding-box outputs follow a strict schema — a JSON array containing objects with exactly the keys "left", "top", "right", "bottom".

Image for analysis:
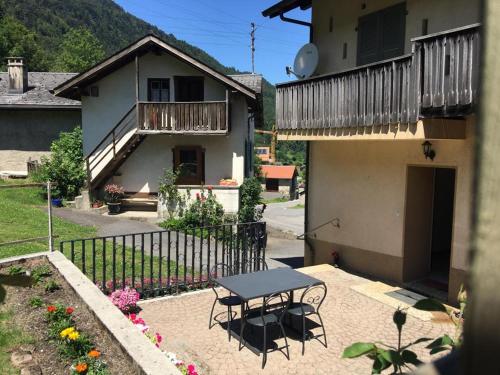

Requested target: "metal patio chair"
[
  {"left": 239, "top": 292, "right": 291, "bottom": 369},
  {"left": 241, "top": 256, "right": 268, "bottom": 274},
  {"left": 287, "top": 283, "right": 328, "bottom": 355},
  {"left": 208, "top": 263, "right": 241, "bottom": 341}
]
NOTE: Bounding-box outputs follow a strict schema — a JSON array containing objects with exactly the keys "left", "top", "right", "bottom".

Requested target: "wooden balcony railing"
[
  {"left": 275, "top": 23, "right": 480, "bottom": 131},
  {"left": 137, "top": 101, "right": 229, "bottom": 134}
]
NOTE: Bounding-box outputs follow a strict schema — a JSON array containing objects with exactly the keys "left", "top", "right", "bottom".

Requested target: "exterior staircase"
[
  {"left": 121, "top": 193, "right": 158, "bottom": 212},
  {"left": 85, "top": 104, "right": 146, "bottom": 190}
]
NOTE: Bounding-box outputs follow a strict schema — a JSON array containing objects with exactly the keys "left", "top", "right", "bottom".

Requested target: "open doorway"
[{"left": 403, "top": 166, "right": 456, "bottom": 293}]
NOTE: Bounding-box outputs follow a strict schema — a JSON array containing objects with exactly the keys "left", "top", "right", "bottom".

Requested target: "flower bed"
[{"left": 0, "top": 257, "right": 137, "bottom": 374}]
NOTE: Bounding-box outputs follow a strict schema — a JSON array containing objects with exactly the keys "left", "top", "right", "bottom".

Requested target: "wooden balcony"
[
  {"left": 275, "top": 24, "right": 480, "bottom": 133},
  {"left": 137, "top": 101, "right": 229, "bottom": 135}
]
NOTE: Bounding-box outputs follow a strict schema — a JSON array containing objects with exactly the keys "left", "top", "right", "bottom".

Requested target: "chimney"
[{"left": 7, "top": 57, "right": 28, "bottom": 94}]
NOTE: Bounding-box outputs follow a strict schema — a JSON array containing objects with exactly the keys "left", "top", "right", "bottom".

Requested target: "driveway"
[{"left": 262, "top": 196, "right": 305, "bottom": 236}]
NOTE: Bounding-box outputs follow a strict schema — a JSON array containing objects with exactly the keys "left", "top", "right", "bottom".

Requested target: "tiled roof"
[
  {"left": 0, "top": 72, "right": 81, "bottom": 108},
  {"left": 261, "top": 165, "right": 297, "bottom": 179},
  {"left": 229, "top": 74, "right": 263, "bottom": 94}
]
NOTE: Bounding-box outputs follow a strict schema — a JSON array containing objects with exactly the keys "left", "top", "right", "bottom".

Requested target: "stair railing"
[{"left": 85, "top": 104, "right": 138, "bottom": 186}]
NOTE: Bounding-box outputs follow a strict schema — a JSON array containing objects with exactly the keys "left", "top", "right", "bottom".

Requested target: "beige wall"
[
  {"left": 307, "top": 117, "right": 475, "bottom": 279},
  {"left": 311, "top": 0, "right": 480, "bottom": 74}
]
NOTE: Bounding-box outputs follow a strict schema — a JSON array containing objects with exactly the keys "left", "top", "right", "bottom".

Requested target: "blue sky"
[{"left": 114, "top": 0, "right": 311, "bottom": 84}]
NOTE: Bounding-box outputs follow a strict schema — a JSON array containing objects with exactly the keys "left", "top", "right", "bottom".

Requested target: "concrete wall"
[
  {"left": 306, "top": 116, "right": 475, "bottom": 301},
  {"left": 311, "top": 0, "right": 481, "bottom": 74},
  {"left": 81, "top": 51, "right": 249, "bottom": 192},
  {"left": 0, "top": 109, "right": 80, "bottom": 171}
]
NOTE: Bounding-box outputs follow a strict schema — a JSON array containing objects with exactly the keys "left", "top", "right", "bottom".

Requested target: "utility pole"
[{"left": 250, "top": 22, "right": 256, "bottom": 74}]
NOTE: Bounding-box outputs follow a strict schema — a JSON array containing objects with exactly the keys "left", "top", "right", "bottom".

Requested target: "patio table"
[{"left": 215, "top": 267, "right": 324, "bottom": 354}]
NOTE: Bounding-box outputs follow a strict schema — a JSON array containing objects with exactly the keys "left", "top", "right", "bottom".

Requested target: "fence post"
[{"left": 47, "top": 181, "right": 54, "bottom": 252}]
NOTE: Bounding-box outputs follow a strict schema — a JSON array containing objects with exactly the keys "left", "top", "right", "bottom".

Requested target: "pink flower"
[{"left": 109, "top": 287, "right": 140, "bottom": 313}]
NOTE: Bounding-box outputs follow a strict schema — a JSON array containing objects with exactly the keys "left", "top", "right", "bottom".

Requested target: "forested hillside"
[{"left": 0, "top": 0, "right": 275, "bottom": 125}]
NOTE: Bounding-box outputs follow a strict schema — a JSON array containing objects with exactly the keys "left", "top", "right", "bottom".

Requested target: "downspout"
[{"left": 279, "top": 11, "right": 315, "bottom": 265}]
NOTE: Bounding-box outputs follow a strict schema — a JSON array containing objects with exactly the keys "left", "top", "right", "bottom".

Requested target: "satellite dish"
[{"left": 293, "top": 43, "right": 319, "bottom": 79}]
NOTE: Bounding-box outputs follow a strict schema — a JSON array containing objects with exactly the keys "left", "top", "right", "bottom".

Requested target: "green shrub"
[
  {"left": 158, "top": 169, "right": 187, "bottom": 219},
  {"left": 45, "top": 280, "right": 61, "bottom": 293},
  {"left": 238, "top": 177, "right": 263, "bottom": 223},
  {"left": 34, "top": 127, "right": 86, "bottom": 200},
  {"left": 182, "top": 188, "right": 224, "bottom": 228},
  {"left": 29, "top": 296, "right": 43, "bottom": 308}
]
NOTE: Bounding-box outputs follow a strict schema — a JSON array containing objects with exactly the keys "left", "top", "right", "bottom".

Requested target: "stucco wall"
[
  {"left": 108, "top": 95, "right": 247, "bottom": 193},
  {"left": 311, "top": 0, "right": 480, "bottom": 74},
  {"left": 81, "top": 51, "right": 229, "bottom": 156},
  {"left": 0, "top": 109, "right": 80, "bottom": 171},
  {"left": 307, "top": 117, "right": 475, "bottom": 276}
]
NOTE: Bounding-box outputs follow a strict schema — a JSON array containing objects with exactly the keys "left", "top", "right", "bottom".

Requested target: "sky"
[{"left": 114, "top": 0, "right": 311, "bottom": 84}]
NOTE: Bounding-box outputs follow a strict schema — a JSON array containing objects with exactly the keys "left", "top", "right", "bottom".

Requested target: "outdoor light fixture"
[{"left": 422, "top": 141, "right": 436, "bottom": 161}]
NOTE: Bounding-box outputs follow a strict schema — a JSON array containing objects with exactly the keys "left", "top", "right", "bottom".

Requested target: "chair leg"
[
  {"left": 279, "top": 322, "right": 290, "bottom": 360},
  {"left": 302, "top": 314, "right": 306, "bottom": 356},
  {"left": 262, "top": 325, "right": 267, "bottom": 369},
  {"left": 208, "top": 298, "right": 217, "bottom": 329},
  {"left": 316, "top": 312, "right": 328, "bottom": 348},
  {"left": 227, "top": 306, "right": 232, "bottom": 341}
]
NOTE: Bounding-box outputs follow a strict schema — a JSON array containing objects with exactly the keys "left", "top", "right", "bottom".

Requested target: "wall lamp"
[{"left": 422, "top": 141, "right": 436, "bottom": 161}]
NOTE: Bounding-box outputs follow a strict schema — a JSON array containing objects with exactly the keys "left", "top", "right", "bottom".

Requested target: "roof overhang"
[
  {"left": 54, "top": 34, "right": 257, "bottom": 102},
  {"left": 0, "top": 104, "right": 81, "bottom": 110},
  {"left": 262, "top": 0, "right": 312, "bottom": 18}
]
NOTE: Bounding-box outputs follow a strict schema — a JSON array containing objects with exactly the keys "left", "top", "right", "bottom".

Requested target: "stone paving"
[{"left": 139, "top": 265, "right": 455, "bottom": 374}]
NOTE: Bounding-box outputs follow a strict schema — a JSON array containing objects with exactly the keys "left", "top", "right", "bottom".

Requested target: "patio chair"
[
  {"left": 287, "top": 284, "right": 328, "bottom": 355},
  {"left": 241, "top": 256, "right": 268, "bottom": 274},
  {"left": 208, "top": 263, "right": 241, "bottom": 341},
  {"left": 239, "top": 292, "right": 291, "bottom": 369}
]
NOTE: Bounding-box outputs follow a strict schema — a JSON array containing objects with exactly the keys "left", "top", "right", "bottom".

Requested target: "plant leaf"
[
  {"left": 401, "top": 350, "right": 423, "bottom": 366},
  {"left": 379, "top": 349, "right": 403, "bottom": 366},
  {"left": 413, "top": 298, "right": 448, "bottom": 312},
  {"left": 402, "top": 337, "right": 433, "bottom": 350},
  {"left": 426, "top": 335, "right": 454, "bottom": 349},
  {"left": 430, "top": 346, "right": 450, "bottom": 355},
  {"left": 372, "top": 353, "right": 391, "bottom": 374},
  {"left": 342, "top": 343, "right": 376, "bottom": 358}
]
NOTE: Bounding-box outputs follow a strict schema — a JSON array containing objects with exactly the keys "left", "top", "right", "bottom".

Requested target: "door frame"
[{"left": 401, "top": 164, "right": 458, "bottom": 284}]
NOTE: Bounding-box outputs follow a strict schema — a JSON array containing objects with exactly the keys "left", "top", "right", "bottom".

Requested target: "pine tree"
[{"left": 55, "top": 27, "right": 105, "bottom": 72}]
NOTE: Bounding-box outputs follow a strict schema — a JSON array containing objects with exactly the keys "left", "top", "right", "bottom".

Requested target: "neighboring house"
[
  {"left": 54, "top": 34, "right": 262, "bottom": 215},
  {"left": 263, "top": 0, "right": 480, "bottom": 302},
  {"left": 0, "top": 58, "right": 81, "bottom": 174},
  {"left": 261, "top": 165, "right": 298, "bottom": 200},
  {"left": 255, "top": 146, "right": 273, "bottom": 163}
]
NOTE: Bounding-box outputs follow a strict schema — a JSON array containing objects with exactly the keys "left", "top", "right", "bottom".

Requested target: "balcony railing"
[
  {"left": 138, "top": 101, "right": 229, "bottom": 134},
  {"left": 275, "top": 24, "right": 480, "bottom": 132}
]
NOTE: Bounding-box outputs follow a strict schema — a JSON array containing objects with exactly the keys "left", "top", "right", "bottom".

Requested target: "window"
[
  {"left": 174, "top": 76, "right": 204, "bottom": 102},
  {"left": 173, "top": 146, "right": 204, "bottom": 185},
  {"left": 357, "top": 2, "right": 406, "bottom": 66},
  {"left": 148, "top": 78, "right": 170, "bottom": 102}
]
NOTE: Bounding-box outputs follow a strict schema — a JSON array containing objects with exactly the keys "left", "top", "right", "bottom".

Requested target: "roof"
[
  {"left": 261, "top": 165, "right": 297, "bottom": 180},
  {"left": 262, "top": 0, "right": 312, "bottom": 18},
  {"left": 0, "top": 72, "right": 81, "bottom": 109},
  {"left": 54, "top": 34, "right": 257, "bottom": 101},
  {"left": 229, "top": 74, "right": 263, "bottom": 94}
]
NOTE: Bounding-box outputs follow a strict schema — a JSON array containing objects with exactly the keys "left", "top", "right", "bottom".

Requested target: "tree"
[
  {"left": 0, "top": 16, "right": 49, "bottom": 71},
  {"left": 55, "top": 27, "right": 105, "bottom": 72}
]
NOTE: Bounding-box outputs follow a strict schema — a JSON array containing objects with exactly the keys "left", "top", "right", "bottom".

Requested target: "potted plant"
[{"left": 104, "top": 184, "right": 124, "bottom": 214}]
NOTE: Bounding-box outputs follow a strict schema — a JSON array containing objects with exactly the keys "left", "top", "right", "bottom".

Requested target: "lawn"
[
  {"left": 0, "top": 180, "right": 182, "bottom": 292},
  {"left": 0, "top": 310, "right": 33, "bottom": 375},
  {"left": 262, "top": 196, "right": 289, "bottom": 204}
]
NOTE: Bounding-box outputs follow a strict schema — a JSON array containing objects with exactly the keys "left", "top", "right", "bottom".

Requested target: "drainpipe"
[{"left": 278, "top": 11, "right": 315, "bottom": 265}]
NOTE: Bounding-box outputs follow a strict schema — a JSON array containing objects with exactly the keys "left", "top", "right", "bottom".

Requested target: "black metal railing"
[{"left": 59, "top": 222, "right": 266, "bottom": 298}]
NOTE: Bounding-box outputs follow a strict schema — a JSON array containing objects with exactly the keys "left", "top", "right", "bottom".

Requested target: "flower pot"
[
  {"left": 51, "top": 198, "right": 63, "bottom": 207},
  {"left": 107, "top": 202, "right": 121, "bottom": 214}
]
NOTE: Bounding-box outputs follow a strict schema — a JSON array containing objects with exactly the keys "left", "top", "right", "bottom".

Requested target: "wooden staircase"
[{"left": 86, "top": 104, "right": 145, "bottom": 190}]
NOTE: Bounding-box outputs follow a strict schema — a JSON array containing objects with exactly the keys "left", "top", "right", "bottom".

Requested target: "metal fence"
[{"left": 59, "top": 222, "right": 267, "bottom": 298}]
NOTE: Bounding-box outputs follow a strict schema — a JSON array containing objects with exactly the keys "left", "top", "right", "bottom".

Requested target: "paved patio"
[{"left": 139, "top": 265, "right": 455, "bottom": 374}]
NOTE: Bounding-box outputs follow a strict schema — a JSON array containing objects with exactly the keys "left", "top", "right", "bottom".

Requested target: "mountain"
[{"left": 0, "top": 0, "right": 275, "bottom": 126}]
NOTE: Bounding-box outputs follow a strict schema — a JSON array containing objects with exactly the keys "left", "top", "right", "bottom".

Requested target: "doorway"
[{"left": 403, "top": 167, "right": 456, "bottom": 291}]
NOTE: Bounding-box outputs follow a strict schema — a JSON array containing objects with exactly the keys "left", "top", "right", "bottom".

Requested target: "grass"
[
  {"left": 0, "top": 310, "right": 34, "bottom": 374},
  {"left": 290, "top": 204, "right": 305, "bottom": 209},
  {"left": 0, "top": 180, "right": 183, "bottom": 288},
  {"left": 262, "top": 196, "right": 288, "bottom": 204}
]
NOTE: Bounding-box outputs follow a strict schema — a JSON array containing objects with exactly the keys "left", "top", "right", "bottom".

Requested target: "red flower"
[
  {"left": 47, "top": 305, "right": 56, "bottom": 313},
  {"left": 207, "top": 185, "right": 213, "bottom": 191},
  {"left": 66, "top": 307, "right": 74, "bottom": 314}
]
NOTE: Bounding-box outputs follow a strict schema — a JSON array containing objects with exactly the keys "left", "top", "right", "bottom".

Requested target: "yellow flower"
[
  {"left": 68, "top": 331, "right": 80, "bottom": 341},
  {"left": 60, "top": 327, "right": 75, "bottom": 338}
]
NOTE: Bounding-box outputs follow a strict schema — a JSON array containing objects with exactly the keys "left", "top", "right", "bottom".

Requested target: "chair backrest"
[
  {"left": 209, "top": 263, "right": 234, "bottom": 283},
  {"left": 242, "top": 256, "right": 268, "bottom": 274},
  {"left": 261, "top": 292, "right": 290, "bottom": 323},
  {"left": 300, "top": 284, "right": 327, "bottom": 313}
]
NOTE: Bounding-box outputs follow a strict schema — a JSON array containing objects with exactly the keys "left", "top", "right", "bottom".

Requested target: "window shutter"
[
  {"left": 357, "top": 13, "right": 380, "bottom": 66},
  {"left": 380, "top": 2, "right": 406, "bottom": 60}
]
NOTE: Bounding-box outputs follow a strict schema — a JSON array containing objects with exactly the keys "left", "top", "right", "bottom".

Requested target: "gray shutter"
[
  {"left": 380, "top": 2, "right": 406, "bottom": 60},
  {"left": 357, "top": 13, "right": 380, "bottom": 66}
]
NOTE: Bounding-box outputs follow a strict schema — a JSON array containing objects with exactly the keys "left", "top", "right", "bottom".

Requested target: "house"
[
  {"left": 263, "top": 0, "right": 480, "bottom": 302},
  {"left": 0, "top": 58, "right": 81, "bottom": 175},
  {"left": 54, "top": 34, "right": 262, "bottom": 215},
  {"left": 261, "top": 164, "right": 298, "bottom": 200}
]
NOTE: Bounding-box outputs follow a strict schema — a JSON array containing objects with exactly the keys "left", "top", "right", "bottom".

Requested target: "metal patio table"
[{"left": 215, "top": 267, "right": 324, "bottom": 354}]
